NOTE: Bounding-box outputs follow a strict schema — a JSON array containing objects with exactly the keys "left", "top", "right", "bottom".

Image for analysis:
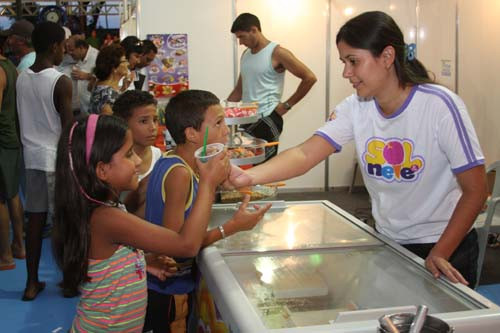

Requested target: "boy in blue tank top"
[{"left": 143, "top": 89, "right": 271, "bottom": 332}]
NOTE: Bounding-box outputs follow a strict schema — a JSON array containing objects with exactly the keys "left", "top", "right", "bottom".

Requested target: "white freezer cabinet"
[{"left": 198, "top": 200, "right": 500, "bottom": 332}]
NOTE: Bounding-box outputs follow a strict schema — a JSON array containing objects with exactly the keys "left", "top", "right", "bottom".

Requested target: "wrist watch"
[{"left": 283, "top": 102, "right": 292, "bottom": 110}]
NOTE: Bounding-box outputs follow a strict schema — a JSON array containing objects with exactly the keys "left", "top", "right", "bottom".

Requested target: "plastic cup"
[{"left": 194, "top": 143, "right": 225, "bottom": 163}]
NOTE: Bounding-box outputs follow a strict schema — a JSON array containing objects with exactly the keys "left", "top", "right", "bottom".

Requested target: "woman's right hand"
[
  {"left": 227, "top": 164, "right": 254, "bottom": 188},
  {"left": 196, "top": 150, "right": 230, "bottom": 188}
]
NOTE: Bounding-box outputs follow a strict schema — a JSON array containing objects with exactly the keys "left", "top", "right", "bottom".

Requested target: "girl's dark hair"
[
  {"left": 93, "top": 44, "right": 125, "bottom": 81},
  {"left": 113, "top": 90, "right": 157, "bottom": 120},
  {"left": 31, "top": 21, "right": 65, "bottom": 53},
  {"left": 52, "top": 115, "right": 128, "bottom": 295},
  {"left": 165, "top": 89, "right": 219, "bottom": 144},
  {"left": 336, "top": 11, "right": 433, "bottom": 87}
]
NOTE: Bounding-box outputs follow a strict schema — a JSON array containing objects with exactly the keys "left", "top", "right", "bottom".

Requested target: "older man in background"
[
  {"left": 1, "top": 19, "right": 35, "bottom": 72},
  {"left": 65, "top": 35, "right": 99, "bottom": 114}
]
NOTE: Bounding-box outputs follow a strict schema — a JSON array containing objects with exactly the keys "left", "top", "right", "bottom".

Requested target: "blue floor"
[
  {"left": 0, "top": 238, "right": 78, "bottom": 332},
  {"left": 1, "top": 238, "right": 499, "bottom": 332},
  {"left": 476, "top": 284, "right": 500, "bottom": 306}
]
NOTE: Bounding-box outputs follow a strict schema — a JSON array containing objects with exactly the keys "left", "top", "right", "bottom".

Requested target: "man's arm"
[
  {"left": 273, "top": 46, "right": 317, "bottom": 116},
  {"left": 227, "top": 74, "right": 242, "bottom": 102},
  {"left": 53, "top": 75, "right": 74, "bottom": 127},
  {"left": 71, "top": 67, "right": 93, "bottom": 81}
]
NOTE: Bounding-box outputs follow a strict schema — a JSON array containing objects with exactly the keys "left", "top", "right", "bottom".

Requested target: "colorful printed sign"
[
  {"left": 146, "top": 33, "right": 189, "bottom": 98},
  {"left": 362, "top": 137, "right": 425, "bottom": 182}
]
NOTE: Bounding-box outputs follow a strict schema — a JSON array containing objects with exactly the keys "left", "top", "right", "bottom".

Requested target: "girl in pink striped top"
[{"left": 52, "top": 115, "right": 230, "bottom": 332}]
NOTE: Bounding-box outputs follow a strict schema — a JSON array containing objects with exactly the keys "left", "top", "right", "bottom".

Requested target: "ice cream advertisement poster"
[{"left": 146, "top": 34, "right": 189, "bottom": 98}]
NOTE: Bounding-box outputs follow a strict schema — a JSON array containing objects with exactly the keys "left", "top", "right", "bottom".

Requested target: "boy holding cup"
[{"left": 143, "top": 89, "right": 271, "bottom": 332}]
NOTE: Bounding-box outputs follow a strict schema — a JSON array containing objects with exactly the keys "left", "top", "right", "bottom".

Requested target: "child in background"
[
  {"left": 52, "top": 114, "right": 230, "bottom": 332},
  {"left": 113, "top": 90, "right": 162, "bottom": 219},
  {"left": 143, "top": 90, "right": 271, "bottom": 333}
]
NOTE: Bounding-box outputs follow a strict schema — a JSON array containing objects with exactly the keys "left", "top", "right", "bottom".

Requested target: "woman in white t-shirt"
[
  {"left": 229, "top": 11, "right": 487, "bottom": 287},
  {"left": 113, "top": 90, "right": 162, "bottom": 219}
]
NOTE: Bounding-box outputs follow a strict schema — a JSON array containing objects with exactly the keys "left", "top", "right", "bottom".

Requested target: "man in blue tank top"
[{"left": 227, "top": 13, "right": 316, "bottom": 160}]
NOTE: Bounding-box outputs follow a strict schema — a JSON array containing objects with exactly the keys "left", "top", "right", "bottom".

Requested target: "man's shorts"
[
  {"left": 25, "top": 169, "right": 55, "bottom": 214},
  {"left": 0, "top": 147, "right": 22, "bottom": 202}
]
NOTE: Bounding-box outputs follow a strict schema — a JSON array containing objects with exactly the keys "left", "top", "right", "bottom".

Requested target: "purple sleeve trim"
[
  {"left": 418, "top": 85, "right": 476, "bottom": 164},
  {"left": 452, "top": 159, "right": 485, "bottom": 174},
  {"left": 314, "top": 131, "right": 342, "bottom": 153}
]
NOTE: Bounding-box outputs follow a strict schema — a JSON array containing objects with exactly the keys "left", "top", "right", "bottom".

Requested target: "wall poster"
[{"left": 146, "top": 33, "right": 189, "bottom": 98}]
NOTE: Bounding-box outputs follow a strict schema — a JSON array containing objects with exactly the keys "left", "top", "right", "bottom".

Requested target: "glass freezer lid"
[
  {"left": 222, "top": 246, "right": 483, "bottom": 330},
  {"left": 210, "top": 202, "right": 381, "bottom": 253}
]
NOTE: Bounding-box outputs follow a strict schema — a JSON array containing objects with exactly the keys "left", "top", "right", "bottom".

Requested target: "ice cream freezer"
[{"left": 197, "top": 200, "right": 500, "bottom": 332}]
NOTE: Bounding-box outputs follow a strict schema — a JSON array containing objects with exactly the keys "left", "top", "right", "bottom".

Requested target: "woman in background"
[{"left": 88, "top": 44, "right": 128, "bottom": 114}]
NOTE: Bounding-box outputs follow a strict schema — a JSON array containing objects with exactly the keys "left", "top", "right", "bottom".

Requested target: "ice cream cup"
[{"left": 194, "top": 143, "right": 225, "bottom": 163}]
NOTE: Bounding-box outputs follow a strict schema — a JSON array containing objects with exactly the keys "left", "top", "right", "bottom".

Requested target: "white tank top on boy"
[
  {"left": 316, "top": 84, "right": 484, "bottom": 244},
  {"left": 138, "top": 146, "right": 162, "bottom": 181},
  {"left": 241, "top": 41, "right": 284, "bottom": 117},
  {"left": 17, "top": 67, "right": 64, "bottom": 172}
]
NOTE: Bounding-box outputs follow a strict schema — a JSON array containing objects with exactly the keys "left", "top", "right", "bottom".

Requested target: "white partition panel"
[
  {"left": 136, "top": 0, "right": 234, "bottom": 100},
  {"left": 457, "top": 0, "right": 500, "bottom": 164},
  {"left": 235, "top": 0, "right": 328, "bottom": 190},
  {"left": 418, "top": 0, "right": 457, "bottom": 91}
]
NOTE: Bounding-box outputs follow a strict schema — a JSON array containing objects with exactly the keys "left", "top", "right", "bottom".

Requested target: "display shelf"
[
  {"left": 229, "top": 153, "right": 265, "bottom": 166},
  {"left": 224, "top": 101, "right": 266, "bottom": 166},
  {"left": 225, "top": 114, "right": 260, "bottom": 126}
]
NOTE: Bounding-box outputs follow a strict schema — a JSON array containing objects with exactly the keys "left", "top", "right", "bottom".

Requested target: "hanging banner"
[{"left": 146, "top": 33, "right": 189, "bottom": 98}]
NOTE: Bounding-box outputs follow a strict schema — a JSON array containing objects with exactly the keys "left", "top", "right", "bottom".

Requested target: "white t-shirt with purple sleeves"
[{"left": 315, "top": 84, "right": 484, "bottom": 244}]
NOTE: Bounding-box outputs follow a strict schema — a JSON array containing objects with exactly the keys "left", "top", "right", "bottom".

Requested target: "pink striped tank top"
[{"left": 71, "top": 245, "right": 147, "bottom": 332}]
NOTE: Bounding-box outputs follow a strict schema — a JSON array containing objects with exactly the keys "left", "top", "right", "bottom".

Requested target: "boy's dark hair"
[
  {"left": 31, "top": 21, "right": 65, "bottom": 53},
  {"left": 93, "top": 44, "right": 125, "bottom": 80},
  {"left": 142, "top": 39, "right": 158, "bottom": 54},
  {"left": 165, "top": 90, "right": 220, "bottom": 145},
  {"left": 53, "top": 115, "right": 128, "bottom": 295},
  {"left": 120, "top": 35, "right": 144, "bottom": 59},
  {"left": 74, "top": 38, "right": 89, "bottom": 49},
  {"left": 113, "top": 90, "right": 158, "bottom": 120},
  {"left": 336, "top": 11, "right": 432, "bottom": 87},
  {"left": 231, "top": 13, "right": 261, "bottom": 33}
]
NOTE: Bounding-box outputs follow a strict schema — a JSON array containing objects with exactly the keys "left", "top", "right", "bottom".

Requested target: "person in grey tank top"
[{"left": 227, "top": 13, "right": 317, "bottom": 160}]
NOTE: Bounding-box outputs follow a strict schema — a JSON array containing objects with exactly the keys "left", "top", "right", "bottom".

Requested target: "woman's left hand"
[{"left": 425, "top": 253, "right": 468, "bottom": 285}]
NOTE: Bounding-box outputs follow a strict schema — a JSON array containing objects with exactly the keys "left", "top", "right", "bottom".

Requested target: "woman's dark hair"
[
  {"left": 336, "top": 11, "right": 433, "bottom": 87},
  {"left": 93, "top": 44, "right": 125, "bottom": 81},
  {"left": 52, "top": 115, "right": 128, "bottom": 295},
  {"left": 120, "top": 35, "right": 144, "bottom": 59},
  {"left": 31, "top": 21, "right": 65, "bottom": 53},
  {"left": 113, "top": 90, "right": 158, "bottom": 120},
  {"left": 231, "top": 13, "right": 261, "bottom": 33},
  {"left": 165, "top": 89, "right": 219, "bottom": 144}
]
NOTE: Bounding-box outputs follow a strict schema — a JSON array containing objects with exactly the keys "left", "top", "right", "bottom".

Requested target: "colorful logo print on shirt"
[{"left": 363, "top": 138, "right": 424, "bottom": 182}]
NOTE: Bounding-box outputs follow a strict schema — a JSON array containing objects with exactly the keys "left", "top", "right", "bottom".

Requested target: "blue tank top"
[
  {"left": 145, "top": 154, "right": 199, "bottom": 294},
  {"left": 241, "top": 41, "right": 285, "bottom": 117}
]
